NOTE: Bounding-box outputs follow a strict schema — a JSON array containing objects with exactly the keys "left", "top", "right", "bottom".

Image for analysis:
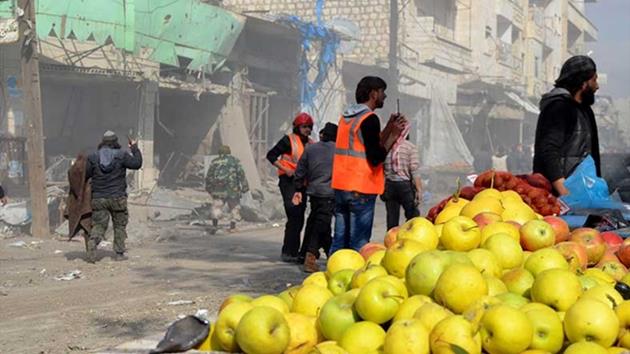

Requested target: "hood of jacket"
[
  {"left": 342, "top": 104, "right": 372, "bottom": 119},
  {"left": 98, "top": 147, "right": 120, "bottom": 173},
  {"left": 539, "top": 87, "right": 573, "bottom": 112}
]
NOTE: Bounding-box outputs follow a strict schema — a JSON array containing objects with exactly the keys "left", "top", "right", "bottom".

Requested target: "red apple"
[
  {"left": 359, "top": 242, "right": 386, "bottom": 260},
  {"left": 520, "top": 219, "right": 556, "bottom": 251},
  {"left": 543, "top": 216, "right": 570, "bottom": 244},
  {"left": 570, "top": 228, "right": 606, "bottom": 266},
  {"left": 617, "top": 240, "right": 630, "bottom": 268},
  {"left": 601, "top": 231, "right": 623, "bottom": 249},
  {"left": 384, "top": 227, "right": 400, "bottom": 248},
  {"left": 554, "top": 241, "right": 588, "bottom": 271},
  {"left": 473, "top": 212, "right": 503, "bottom": 229}
]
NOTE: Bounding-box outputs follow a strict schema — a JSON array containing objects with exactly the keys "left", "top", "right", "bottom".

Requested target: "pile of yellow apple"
[{"left": 196, "top": 188, "right": 630, "bottom": 354}]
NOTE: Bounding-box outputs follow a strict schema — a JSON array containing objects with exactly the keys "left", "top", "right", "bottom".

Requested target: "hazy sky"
[{"left": 586, "top": 0, "right": 630, "bottom": 99}]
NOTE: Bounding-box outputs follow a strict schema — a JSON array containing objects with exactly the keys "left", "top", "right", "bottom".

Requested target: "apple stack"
[{"left": 194, "top": 187, "right": 629, "bottom": 354}]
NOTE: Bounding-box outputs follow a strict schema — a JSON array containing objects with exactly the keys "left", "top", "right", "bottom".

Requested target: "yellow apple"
[
  {"left": 475, "top": 188, "right": 503, "bottom": 200},
  {"left": 250, "top": 294, "right": 290, "bottom": 314},
  {"left": 338, "top": 321, "right": 386, "bottom": 354},
  {"left": 608, "top": 348, "right": 630, "bottom": 354},
  {"left": 531, "top": 268, "right": 582, "bottom": 311},
  {"left": 218, "top": 293, "right": 253, "bottom": 313},
  {"left": 622, "top": 272, "right": 630, "bottom": 286},
  {"left": 309, "top": 340, "right": 347, "bottom": 354},
  {"left": 446, "top": 197, "right": 470, "bottom": 208},
  {"left": 195, "top": 321, "right": 222, "bottom": 351},
  {"left": 501, "top": 267, "right": 535, "bottom": 297},
  {"left": 564, "top": 298, "right": 619, "bottom": 347},
  {"left": 501, "top": 201, "right": 538, "bottom": 225},
  {"left": 500, "top": 190, "right": 522, "bottom": 202},
  {"left": 292, "top": 284, "right": 334, "bottom": 317},
  {"left": 480, "top": 304, "right": 533, "bottom": 354},
  {"left": 524, "top": 248, "right": 569, "bottom": 276},
  {"left": 235, "top": 306, "right": 290, "bottom": 354},
  {"left": 521, "top": 303, "right": 564, "bottom": 353},
  {"left": 615, "top": 300, "right": 630, "bottom": 349},
  {"left": 482, "top": 233, "right": 524, "bottom": 269},
  {"left": 326, "top": 250, "right": 365, "bottom": 277},
  {"left": 355, "top": 277, "right": 405, "bottom": 324},
  {"left": 215, "top": 302, "right": 253, "bottom": 352},
  {"left": 397, "top": 216, "right": 440, "bottom": 250},
  {"left": 580, "top": 284, "right": 624, "bottom": 309},
  {"left": 434, "top": 223, "right": 444, "bottom": 238},
  {"left": 441, "top": 216, "right": 481, "bottom": 251},
  {"left": 278, "top": 285, "right": 301, "bottom": 309},
  {"left": 284, "top": 313, "right": 319, "bottom": 354},
  {"left": 473, "top": 212, "right": 503, "bottom": 229},
  {"left": 520, "top": 219, "right": 557, "bottom": 251},
  {"left": 579, "top": 275, "right": 600, "bottom": 292},
  {"left": 462, "top": 296, "right": 502, "bottom": 332},
  {"left": 563, "top": 341, "right": 609, "bottom": 354},
  {"left": 468, "top": 248, "right": 502, "bottom": 278},
  {"left": 366, "top": 249, "right": 385, "bottom": 265},
  {"left": 379, "top": 275, "right": 409, "bottom": 298},
  {"left": 434, "top": 263, "right": 488, "bottom": 314},
  {"left": 583, "top": 267, "right": 616, "bottom": 286},
  {"left": 496, "top": 292, "right": 530, "bottom": 309},
  {"left": 435, "top": 205, "right": 464, "bottom": 224},
  {"left": 351, "top": 263, "right": 388, "bottom": 289},
  {"left": 381, "top": 238, "right": 429, "bottom": 278},
  {"left": 460, "top": 198, "right": 505, "bottom": 218},
  {"left": 430, "top": 315, "right": 482, "bottom": 354},
  {"left": 393, "top": 295, "right": 433, "bottom": 322},
  {"left": 383, "top": 319, "right": 430, "bottom": 354},
  {"left": 484, "top": 275, "right": 508, "bottom": 296},
  {"left": 303, "top": 271, "right": 328, "bottom": 288},
  {"left": 481, "top": 221, "right": 521, "bottom": 243},
  {"left": 413, "top": 302, "right": 453, "bottom": 332}
]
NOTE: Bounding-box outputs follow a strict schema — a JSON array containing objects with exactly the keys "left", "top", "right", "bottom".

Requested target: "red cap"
[{"left": 293, "top": 112, "right": 314, "bottom": 127}]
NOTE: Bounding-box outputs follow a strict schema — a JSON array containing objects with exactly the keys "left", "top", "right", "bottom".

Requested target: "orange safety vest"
[
  {"left": 331, "top": 111, "right": 385, "bottom": 194},
  {"left": 277, "top": 133, "right": 310, "bottom": 176}
]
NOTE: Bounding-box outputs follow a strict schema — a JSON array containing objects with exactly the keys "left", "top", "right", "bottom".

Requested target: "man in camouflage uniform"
[{"left": 205, "top": 145, "right": 249, "bottom": 231}]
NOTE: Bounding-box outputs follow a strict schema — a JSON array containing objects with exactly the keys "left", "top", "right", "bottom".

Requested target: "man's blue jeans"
[{"left": 330, "top": 190, "right": 377, "bottom": 254}]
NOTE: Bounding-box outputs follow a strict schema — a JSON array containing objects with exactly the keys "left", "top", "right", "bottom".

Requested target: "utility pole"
[
  {"left": 389, "top": 0, "right": 399, "bottom": 98},
  {"left": 19, "top": 0, "right": 49, "bottom": 237}
]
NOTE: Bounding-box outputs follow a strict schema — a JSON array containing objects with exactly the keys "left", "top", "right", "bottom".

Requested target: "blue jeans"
[{"left": 330, "top": 190, "right": 377, "bottom": 254}]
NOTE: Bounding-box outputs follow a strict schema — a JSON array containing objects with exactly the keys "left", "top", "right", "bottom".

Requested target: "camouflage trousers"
[
  {"left": 211, "top": 197, "right": 241, "bottom": 224},
  {"left": 89, "top": 197, "right": 129, "bottom": 255}
]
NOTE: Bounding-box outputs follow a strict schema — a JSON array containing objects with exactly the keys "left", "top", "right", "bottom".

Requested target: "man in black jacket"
[
  {"left": 85, "top": 131, "right": 142, "bottom": 262},
  {"left": 533, "top": 55, "right": 600, "bottom": 196}
]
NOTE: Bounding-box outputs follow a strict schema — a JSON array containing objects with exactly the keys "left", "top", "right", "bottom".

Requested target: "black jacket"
[
  {"left": 533, "top": 88, "right": 600, "bottom": 183},
  {"left": 86, "top": 145, "right": 143, "bottom": 199}
]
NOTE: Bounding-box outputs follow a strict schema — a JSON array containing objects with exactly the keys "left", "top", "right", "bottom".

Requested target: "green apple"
[
  {"left": 496, "top": 292, "right": 530, "bottom": 309},
  {"left": 235, "top": 306, "right": 290, "bottom": 354},
  {"left": 430, "top": 315, "right": 482, "bottom": 354},
  {"left": 318, "top": 289, "right": 361, "bottom": 341},
  {"left": 564, "top": 298, "right": 619, "bottom": 347},
  {"left": 392, "top": 295, "right": 433, "bottom": 322},
  {"left": 405, "top": 250, "right": 452, "bottom": 296},
  {"left": 521, "top": 303, "right": 564, "bottom": 353},
  {"left": 382, "top": 238, "right": 430, "bottom": 278},
  {"left": 351, "top": 263, "right": 388, "bottom": 289},
  {"left": 326, "top": 249, "right": 365, "bottom": 277},
  {"left": 520, "top": 219, "right": 556, "bottom": 251},
  {"left": 328, "top": 269, "right": 355, "bottom": 295},
  {"left": 383, "top": 319, "right": 430, "bottom": 354},
  {"left": 214, "top": 302, "right": 253, "bottom": 352},
  {"left": 530, "top": 268, "right": 582, "bottom": 312},
  {"left": 480, "top": 304, "right": 533, "bottom": 354},
  {"left": 524, "top": 248, "right": 569, "bottom": 277},
  {"left": 482, "top": 233, "right": 524, "bottom": 269},
  {"left": 501, "top": 267, "right": 535, "bottom": 297},
  {"left": 396, "top": 216, "right": 440, "bottom": 250},
  {"left": 441, "top": 216, "right": 481, "bottom": 251},
  {"left": 355, "top": 278, "right": 405, "bottom": 324},
  {"left": 434, "top": 263, "right": 488, "bottom": 314},
  {"left": 339, "top": 321, "right": 386, "bottom": 354},
  {"left": 443, "top": 250, "right": 474, "bottom": 265},
  {"left": 250, "top": 294, "right": 289, "bottom": 314}
]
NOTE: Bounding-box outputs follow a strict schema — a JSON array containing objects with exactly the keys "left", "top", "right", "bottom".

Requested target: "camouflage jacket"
[{"left": 205, "top": 155, "right": 249, "bottom": 200}]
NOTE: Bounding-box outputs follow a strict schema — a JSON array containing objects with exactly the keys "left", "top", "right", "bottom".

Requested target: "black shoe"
[
  {"left": 296, "top": 255, "right": 305, "bottom": 264},
  {"left": 281, "top": 253, "right": 298, "bottom": 263},
  {"left": 113, "top": 253, "right": 128, "bottom": 261},
  {"left": 229, "top": 221, "right": 236, "bottom": 230},
  {"left": 212, "top": 219, "right": 218, "bottom": 227}
]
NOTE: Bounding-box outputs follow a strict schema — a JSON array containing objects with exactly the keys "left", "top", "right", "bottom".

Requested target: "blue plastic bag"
[{"left": 560, "top": 155, "right": 611, "bottom": 209}]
